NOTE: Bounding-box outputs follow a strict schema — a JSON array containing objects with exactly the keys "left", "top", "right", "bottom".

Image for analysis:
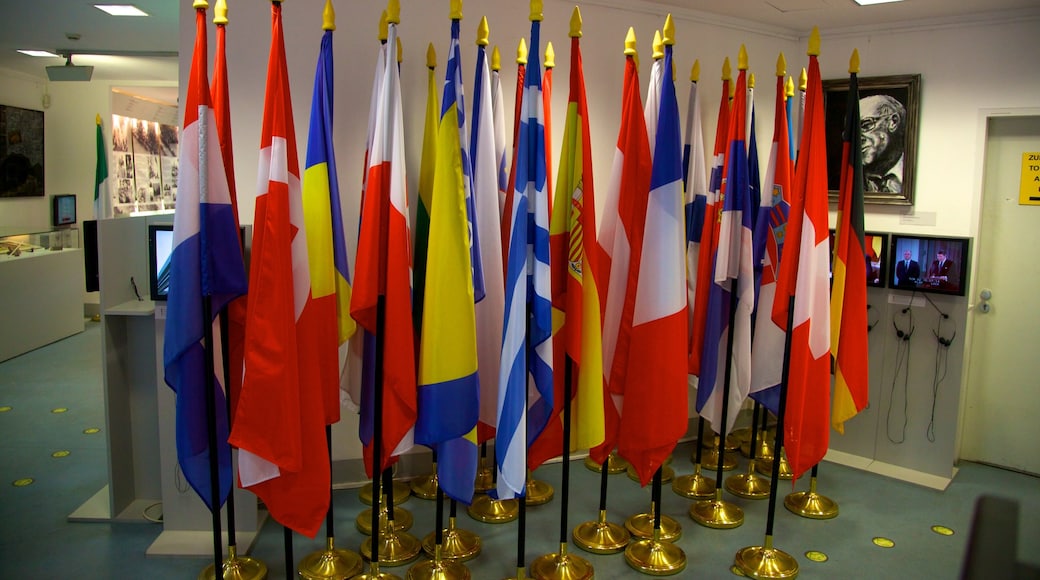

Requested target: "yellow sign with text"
[{"left": 1021, "top": 152, "right": 1040, "bottom": 205}]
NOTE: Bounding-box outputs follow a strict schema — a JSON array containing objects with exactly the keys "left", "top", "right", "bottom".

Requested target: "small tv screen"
[
  {"left": 52, "top": 194, "right": 76, "bottom": 226},
  {"left": 148, "top": 224, "right": 173, "bottom": 301},
  {"left": 828, "top": 230, "right": 888, "bottom": 288},
  {"left": 888, "top": 234, "right": 970, "bottom": 296}
]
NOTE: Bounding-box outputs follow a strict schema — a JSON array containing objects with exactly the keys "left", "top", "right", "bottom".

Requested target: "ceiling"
[{"left": 0, "top": 0, "right": 1035, "bottom": 89}]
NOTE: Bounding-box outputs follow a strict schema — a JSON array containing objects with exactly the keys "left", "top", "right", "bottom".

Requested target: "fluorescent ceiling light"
[
  {"left": 18, "top": 50, "right": 61, "bottom": 58},
  {"left": 94, "top": 4, "right": 149, "bottom": 16},
  {"left": 853, "top": 0, "right": 904, "bottom": 4}
]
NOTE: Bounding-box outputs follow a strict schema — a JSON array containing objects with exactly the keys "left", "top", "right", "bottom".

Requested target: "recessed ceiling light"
[
  {"left": 18, "top": 50, "right": 61, "bottom": 58},
  {"left": 853, "top": 0, "right": 904, "bottom": 5},
  {"left": 94, "top": 4, "right": 149, "bottom": 16}
]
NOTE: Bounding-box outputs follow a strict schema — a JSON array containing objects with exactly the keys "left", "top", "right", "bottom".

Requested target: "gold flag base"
[
  {"left": 699, "top": 434, "right": 740, "bottom": 452},
  {"left": 361, "top": 522, "right": 422, "bottom": 567},
  {"left": 354, "top": 562, "right": 402, "bottom": 580},
  {"left": 197, "top": 545, "right": 268, "bottom": 580},
  {"left": 741, "top": 435, "right": 775, "bottom": 461},
  {"left": 671, "top": 464, "right": 716, "bottom": 500},
  {"left": 583, "top": 452, "right": 629, "bottom": 474},
  {"left": 572, "top": 510, "right": 630, "bottom": 554},
  {"left": 701, "top": 447, "right": 739, "bottom": 472},
  {"left": 298, "top": 537, "right": 364, "bottom": 580},
  {"left": 422, "top": 517, "right": 481, "bottom": 562},
  {"left": 625, "top": 508, "right": 682, "bottom": 541},
  {"left": 404, "top": 555, "right": 470, "bottom": 580},
  {"left": 525, "top": 477, "right": 554, "bottom": 506},
  {"left": 466, "top": 494, "right": 520, "bottom": 523},
  {"left": 361, "top": 481, "right": 412, "bottom": 506},
  {"left": 474, "top": 462, "right": 494, "bottom": 493},
  {"left": 784, "top": 490, "right": 838, "bottom": 519},
  {"left": 755, "top": 454, "right": 792, "bottom": 480},
  {"left": 357, "top": 505, "right": 414, "bottom": 536},
  {"left": 410, "top": 471, "right": 438, "bottom": 501},
  {"left": 689, "top": 492, "right": 744, "bottom": 529},
  {"left": 724, "top": 466, "right": 771, "bottom": 500},
  {"left": 529, "top": 543, "right": 594, "bottom": 580},
  {"left": 624, "top": 533, "right": 687, "bottom": 576},
  {"left": 734, "top": 537, "right": 799, "bottom": 579}
]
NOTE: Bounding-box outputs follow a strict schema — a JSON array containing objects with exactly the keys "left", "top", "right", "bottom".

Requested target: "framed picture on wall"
[
  {"left": 823, "top": 74, "right": 921, "bottom": 206},
  {"left": 0, "top": 104, "right": 45, "bottom": 197}
]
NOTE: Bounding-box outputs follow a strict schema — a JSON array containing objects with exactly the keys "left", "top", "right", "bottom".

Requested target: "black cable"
[
  {"left": 887, "top": 306, "right": 913, "bottom": 444},
  {"left": 927, "top": 315, "right": 953, "bottom": 442},
  {"left": 922, "top": 292, "right": 950, "bottom": 319}
]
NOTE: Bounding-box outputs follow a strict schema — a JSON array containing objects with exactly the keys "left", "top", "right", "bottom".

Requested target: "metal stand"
[
  {"left": 784, "top": 464, "right": 838, "bottom": 519},
  {"left": 298, "top": 427, "right": 363, "bottom": 579},
  {"left": 623, "top": 469, "right": 686, "bottom": 575},
  {"left": 573, "top": 460, "right": 630, "bottom": 554},
  {"left": 672, "top": 418, "right": 716, "bottom": 500}
]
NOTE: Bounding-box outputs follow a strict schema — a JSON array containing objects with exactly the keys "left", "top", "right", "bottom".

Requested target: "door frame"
[{"left": 955, "top": 107, "right": 1040, "bottom": 464}]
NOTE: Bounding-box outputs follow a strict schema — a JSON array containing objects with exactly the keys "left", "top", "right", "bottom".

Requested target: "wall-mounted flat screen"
[
  {"left": 52, "top": 194, "right": 76, "bottom": 226},
  {"left": 147, "top": 224, "right": 173, "bottom": 301},
  {"left": 888, "top": 234, "right": 970, "bottom": 296}
]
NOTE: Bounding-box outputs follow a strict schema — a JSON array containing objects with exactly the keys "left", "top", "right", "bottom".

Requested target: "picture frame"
[
  {"left": 887, "top": 234, "right": 970, "bottom": 297},
  {"left": 823, "top": 74, "right": 921, "bottom": 206},
  {"left": 0, "top": 104, "right": 45, "bottom": 198}
]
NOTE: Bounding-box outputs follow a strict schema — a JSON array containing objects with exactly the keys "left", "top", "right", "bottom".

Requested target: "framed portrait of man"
[{"left": 823, "top": 74, "right": 921, "bottom": 206}]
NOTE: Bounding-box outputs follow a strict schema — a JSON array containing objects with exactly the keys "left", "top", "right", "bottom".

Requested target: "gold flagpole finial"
[
  {"left": 214, "top": 0, "right": 227, "bottom": 25},
  {"left": 722, "top": 56, "right": 732, "bottom": 81},
  {"left": 738, "top": 44, "right": 748, "bottom": 71},
  {"left": 193, "top": 0, "right": 208, "bottom": 9},
  {"left": 492, "top": 45, "right": 501, "bottom": 71},
  {"left": 749, "top": 72, "right": 756, "bottom": 89},
  {"left": 387, "top": 0, "right": 401, "bottom": 25},
  {"left": 690, "top": 60, "right": 700, "bottom": 82},
  {"left": 544, "top": 41, "right": 555, "bottom": 68},
  {"left": 96, "top": 113, "right": 102, "bottom": 126},
  {"left": 569, "top": 6, "right": 582, "bottom": 38},
  {"left": 530, "top": 0, "right": 543, "bottom": 22},
  {"left": 785, "top": 75, "right": 795, "bottom": 98},
  {"left": 378, "top": 10, "right": 388, "bottom": 41},
  {"left": 517, "top": 37, "right": 528, "bottom": 64},
  {"left": 624, "top": 27, "right": 637, "bottom": 56},
  {"left": 477, "top": 16, "right": 489, "bottom": 46},
  {"left": 662, "top": 14, "right": 675, "bottom": 46},
  {"left": 397, "top": 36, "right": 403, "bottom": 63},
  {"left": 652, "top": 30, "right": 663, "bottom": 60},
  {"left": 450, "top": 0, "right": 462, "bottom": 20},
  {"left": 427, "top": 42, "right": 436, "bottom": 69},
  {"left": 849, "top": 48, "right": 860, "bottom": 74},
  {"left": 807, "top": 26, "right": 820, "bottom": 56},
  {"left": 776, "top": 52, "right": 786, "bottom": 77},
  {"left": 322, "top": 0, "right": 335, "bottom": 31},
  {"left": 799, "top": 67, "right": 808, "bottom": 91}
]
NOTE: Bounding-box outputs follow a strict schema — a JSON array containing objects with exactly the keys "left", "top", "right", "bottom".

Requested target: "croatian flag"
[{"left": 162, "top": 1, "right": 246, "bottom": 511}]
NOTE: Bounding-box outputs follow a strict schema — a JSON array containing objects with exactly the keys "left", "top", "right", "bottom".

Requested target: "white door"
[{"left": 960, "top": 114, "right": 1040, "bottom": 475}]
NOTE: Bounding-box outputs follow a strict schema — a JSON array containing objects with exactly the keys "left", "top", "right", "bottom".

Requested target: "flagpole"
[
  {"left": 357, "top": 298, "right": 391, "bottom": 580},
  {"left": 200, "top": 297, "right": 225, "bottom": 577},
  {"left": 572, "top": 457, "right": 630, "bottom": 554},
  {"left": 734, "top": 296, "right": 799, "bottom": 578},
  {"left": 672, "top": 417, "right": 716, "bottom": 500}
]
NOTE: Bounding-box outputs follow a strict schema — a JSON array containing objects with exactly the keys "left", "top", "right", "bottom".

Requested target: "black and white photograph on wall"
[
  {"left": 888, "top": 234, "right": 970, "bottom": 296},
  {"left": 160, "top": 155, "right": 177, "bottom": 206},
  {"left": 824, "top": 74, "right": 921, "bottom": 206},
  {"left": 111, "top": 116, "right": 131, "bottom": 153},
  {"left": 0, "top": 104, "right": 45, "bottom": 197}
]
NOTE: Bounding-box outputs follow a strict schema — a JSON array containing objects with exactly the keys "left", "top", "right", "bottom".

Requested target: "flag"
[
  {"left": 771, "top": 32, "right": 830, "bottom": 481},
  {"left": 619, "top": 23, "right": 689, "bottom": 485},
  {"left": 831, "top": 51, "right": 869, "bottom": 434},
  {"left": 471, "top": 23, "right": 506, "bottom": 445},
  {"left": 749, "top": 61, "right": 793, "bottom": 414},
  {"left": 413, "top": 44, "right": 438, "bottom": 344},
  {"left": 93, "top": 115, "right": 108, "bottom": 219},
  {"left": 590, "top": 30, "right": 644, "bottom": 465},
  {"left": 644, "top": 30, "right": 663, "bottom": 159},
  {"left": 229, "top": 3, "right": 331, "bottom": 537},
  {"left": 500, "top": 39, "right": 527, "bottom": 259},
  {"left": 163, "top": 2, "right": 247, "bottom": 511},
  {"left": 492, "top": 46, "right": 508, "bottom": 226},
  {"left": 302, "top": 6, "right": 351, "bottom": 427},
  {"left": 530, "top": 10, "right": 605, "bottom": 467},
  {"left": 495, "top": 15, "right": 553, "bottom": 499},
  {"left": 210, "top": 5, "right": 248, "bottom": 419},
  {"left": 785, "top": 76, "right": 796, "bottom": 162},
  {"left": 689, "top": 60, "right": 731, "bottom": 376},
  {"left": 682, "top": 63, "right": 708, "bottom": 378},
  {"left": 695, "top": 50, "right": 754, "bottom": 437},
  {"left": 747, "top": 83, "right": 762, "bottom": 238},
  {"left": 796, "top": 68, "right": 807, "bottom": 159},
  {"left": 416, "top": 16, "right": 481, "bottom": 505},
  {"left": 542, "top": 42, "right": 554, "bottom": 211},
  {"left": 350, "top": 17, "right": 416, "bottom": 477}
]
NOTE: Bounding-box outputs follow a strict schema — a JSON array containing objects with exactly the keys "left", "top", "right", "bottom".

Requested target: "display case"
[{"left": 0, "top": 226, "right": 83, "bottom": 362}]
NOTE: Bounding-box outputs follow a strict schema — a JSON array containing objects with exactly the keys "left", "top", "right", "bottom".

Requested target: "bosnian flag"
[
  {"left": 162, "top": 1, "right": 246, "bottom": 511},
  {"left": 228, "top": 1, "right": 329, "bottom": 537}
]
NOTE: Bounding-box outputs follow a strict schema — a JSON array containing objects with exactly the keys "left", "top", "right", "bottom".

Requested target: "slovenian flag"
[{"left": 162, "top": 1, "right": 246, "bottom": 511}]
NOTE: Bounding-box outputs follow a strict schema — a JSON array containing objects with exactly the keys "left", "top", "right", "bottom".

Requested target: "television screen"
[
  {"left": 148, "top": 224, "right": 173, "bottom": 301},
  {"left": 52, "top": 194, "right": 76, "bottom": 226},
  {"left": 828, "top": 230, "right": 888, "bottom": 288},
  {"left": 888, "top": 234, "right": 970, "bottom": 296}
]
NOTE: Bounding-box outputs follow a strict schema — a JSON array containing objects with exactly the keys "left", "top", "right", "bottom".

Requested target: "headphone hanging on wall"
[
  {"left": 867, "top": 304, "right": 880, "bottom": 332},
  {"left": 893, "top": 310, "right": 915, "bottom": 341}
]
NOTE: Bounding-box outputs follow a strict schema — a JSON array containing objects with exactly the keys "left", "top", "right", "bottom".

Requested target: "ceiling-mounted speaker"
[{"left": 46, "top": 56, "right": 93, "bottom": 82}]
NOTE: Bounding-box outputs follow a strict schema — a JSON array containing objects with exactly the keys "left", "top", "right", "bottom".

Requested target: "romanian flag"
[
  {"left": 471, "top": 20, "right": 505, "bottom": 444},
  {"left": 350, "top": 15, "right": 416, "bottom": 476},
  {"left": 750, "top": 57, "right": 793, "bottom": 414},
  {"left": 771, "top": 30, "right": 831, "bottom": 481},
  {"left": 301, "top": 1, "right": 351, "bottom": 426},
  {"left": 831, "top": 50, "right": 869, "bottom": 434},
  {"left": 413, "top": 43, "right": 438, "bottom": 343},
  {"left": 591, "top": 29, "right": 646, "bottom": 465},
  {"left": 229, "top": 1, "right": 329, "bottom": 537},
  {"left": 689, "top": 59, "right": 731, "bottom": 376},
  {"left": 619, "top": 19, "right": 689, "bottom": 486},
  {"left": 162, "top": 1, "right": 247, "bottom": 511},
  {"left": 416, "top": 15, "right": 480, "bottom": 505},
  {"left": 495, "top": 12, "right": 553, "bottom": 499},
  {"left": 530, "top": 8, "right": 605, "bottom": 467},
  {"left": 695, "top": 48, "right": 754, "bottom": 436}
]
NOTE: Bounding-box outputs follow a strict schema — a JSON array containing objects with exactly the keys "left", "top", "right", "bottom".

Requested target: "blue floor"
[{"left": 1, "top": 320, "right": 1037, "bottom": 578}]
